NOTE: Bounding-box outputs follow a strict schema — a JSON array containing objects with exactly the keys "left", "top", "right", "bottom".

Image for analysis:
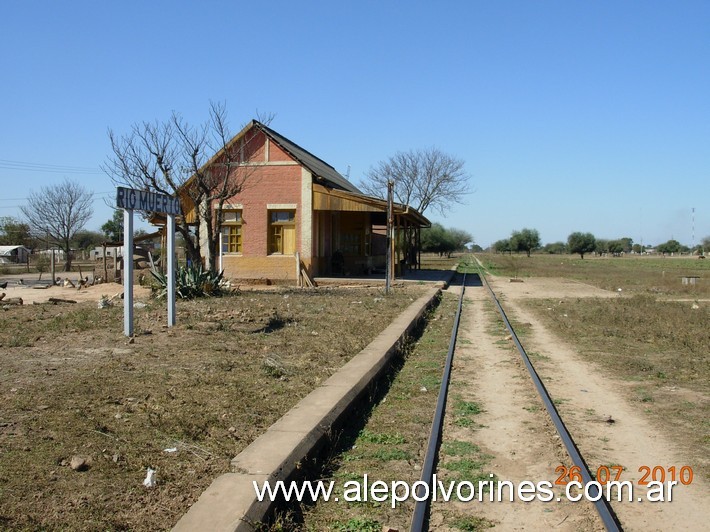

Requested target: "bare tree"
[
  {"left": 358, "top": 147, "right": 471, "bottom": 216},
  {"left": 103, "top": 102, "right": 270, "bottom": 272},
  {"left": 20, "top": 178, "right": 93, "bottom": 271},
  {"left": 360, "top": 148, "right": 471, "bottom": 268}
]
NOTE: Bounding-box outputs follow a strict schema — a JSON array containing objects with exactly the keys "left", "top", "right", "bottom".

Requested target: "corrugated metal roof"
[{"left": 253, "top": 121, "right": 362, "bottom": 194}]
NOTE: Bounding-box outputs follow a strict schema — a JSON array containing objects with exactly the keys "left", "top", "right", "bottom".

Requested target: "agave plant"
[{"left": 150, "top": 264, "right": 226, "bottom": 299}]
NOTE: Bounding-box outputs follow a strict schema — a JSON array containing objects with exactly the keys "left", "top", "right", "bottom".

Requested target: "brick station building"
[{"left": 161, "top": 120, "right": 429, "bottom": 282}]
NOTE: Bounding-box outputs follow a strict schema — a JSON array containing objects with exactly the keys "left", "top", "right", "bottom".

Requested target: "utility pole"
[
  {"left": 692, "top": 207, "right": 695, "bottom": 251},
  {"left": 385, "top": 180, "right": 394, "bottom": 294}
]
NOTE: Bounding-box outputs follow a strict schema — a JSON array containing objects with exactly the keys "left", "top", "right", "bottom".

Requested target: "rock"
[{"left": 70, "top": 455, "right": 91, "bottom": 472}]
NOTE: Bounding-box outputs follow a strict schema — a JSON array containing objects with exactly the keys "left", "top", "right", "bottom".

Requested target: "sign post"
[
  {"left": 166, "top": 213, "right": 176, "bottom": 326},
  {"left": 117, "top": 187, "right": 181, "bottom": 337},
  {"left": 123, "top": 208, "right": 134, "bottom": 336},
  {"left": 385, "top": 180, "right": 394, "bottom": 294}
]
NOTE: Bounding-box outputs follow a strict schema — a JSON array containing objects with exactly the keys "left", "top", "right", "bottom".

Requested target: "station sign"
[
  {"left": 116, "top": 186, "right": 181, "bottom": 215},
  {"left": 116, "top": 186, "right": 178, "bottom": 337}
]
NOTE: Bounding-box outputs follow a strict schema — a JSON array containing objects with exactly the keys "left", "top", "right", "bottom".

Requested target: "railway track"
[{"left": 411, "top": 270, "right": 623, "bottom": 531}]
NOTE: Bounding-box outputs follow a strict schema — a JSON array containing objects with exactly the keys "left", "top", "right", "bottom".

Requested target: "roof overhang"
[{"left": 313, "top": 184, "right": 430, "bottom": 227}]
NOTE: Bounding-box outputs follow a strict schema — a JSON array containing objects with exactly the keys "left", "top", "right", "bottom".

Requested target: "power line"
[
  {"left": 0, "top": 191, "right": 115, "bottom": 207},
  {"left": 0, "top": 158, "right": 102, "bottom": 175}
]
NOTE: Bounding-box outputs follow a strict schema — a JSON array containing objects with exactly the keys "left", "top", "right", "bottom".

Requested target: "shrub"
[{"left": 150, "top": 264, "right": 226, "bottom": 299}]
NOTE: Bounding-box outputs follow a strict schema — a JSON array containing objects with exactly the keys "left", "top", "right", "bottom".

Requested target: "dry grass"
[
  {"left": 523, "top": 296, "right": 709, "bottom": 479},
  {"left": 0, "top": 285, "right": 425, "bottom": 531},
  {"left": 297, "top": 292, "right": 459, "bottom": 531},
  {"left": 419, "top": 253, "right": 466, "bottom": 271},
  {"left": 477, "top": 252, "right": 710, "bottom": 297},
  {"left": 478, "top": 253, "right": 709, "bottom": 480}
]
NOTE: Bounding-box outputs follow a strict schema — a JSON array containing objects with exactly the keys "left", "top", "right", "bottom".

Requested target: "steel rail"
[
  {"left": 478, "top": 268, "right": 623, "bottom": 532},
  {"left": 410, "top": 273, "right": 467, "bottom": 532}
]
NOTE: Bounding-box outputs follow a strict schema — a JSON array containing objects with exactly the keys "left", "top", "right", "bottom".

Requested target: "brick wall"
[
  {"left": 214, "top": 131, "right": 306, "bottom": 281},
  {"left": 221, "top": 255, "right": 303, "bottom": 281}
]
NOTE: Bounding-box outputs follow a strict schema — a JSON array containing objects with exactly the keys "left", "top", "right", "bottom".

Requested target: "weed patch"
[
  {"left": 299, "top": 293, "right": 458, "bottom": 530},
  {"left": 0, "top": 286, "right": 424, "bottom": 530},
  {"left": 523, "top": 294, "right": 709, "bottom": 478}
]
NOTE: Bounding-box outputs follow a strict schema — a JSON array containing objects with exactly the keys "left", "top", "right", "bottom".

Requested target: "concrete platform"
[
  {"left": 315, "top": 268, "right": 456, "bottom": 287},
  {"left": 172, "top": 286, "right": 443, "bottom": 531}
]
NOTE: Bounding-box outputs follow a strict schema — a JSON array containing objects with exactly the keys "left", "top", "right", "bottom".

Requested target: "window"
[
  {"left": 269, "top": 210, "right": 296, "bottom": 254},
  {"left": 221, "top": 210, "right": 242, "bottom": 253}
]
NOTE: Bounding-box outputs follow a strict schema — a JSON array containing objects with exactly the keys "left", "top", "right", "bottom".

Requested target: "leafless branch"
[
  {"left": 359, "top": 147, "right": 471, "bottom": 216},
  {"left": 20, "top": 178, "right": 93, "bottom": 270},
  {"left": 102, "top": 104, "right": 274, "bottom": 271}
]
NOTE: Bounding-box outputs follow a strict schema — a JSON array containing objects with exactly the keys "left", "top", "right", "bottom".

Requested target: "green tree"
[
  {"left": 493, "top": 239, "right": 511, "bottom": 254},
  {"left": 448, "top": 228, "right": 474, "bottom": 252},
  {"left": 510, "top": 228, "right": 540, "bottom": 257},
  {"left": 101, "top": 209, "right": 123, "bottom": 241},
  {"left": 607, "top": 240, "right": 624, "bottom": 254},
  {"left": 421, "top": 223, "right": 447, "bottom": 255},
  {"left": 543, "top": 241, "right": 567, "bottom": 254},
  {"left": 568, "top": 232, "right": 596, "bottom": 259},
  {"left": 595, "top": 239, "right": 609, "bottom": 255},
  {"left": 0, "top": 217, "right": 36, "bottom": 248},
  {"left": 619, "top": 237, "right": 633, "bottom": 253},
  {"left": 72, "top": 230, "right": 104, "bottom": 252},
  {"left": 420, "top": 223, "right": 472, "bottom": 257},
  {"left": 656, "top": 239, "right": 682, "bottom": 254}
]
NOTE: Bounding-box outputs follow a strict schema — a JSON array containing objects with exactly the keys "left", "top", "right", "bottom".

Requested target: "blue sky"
[{"left": 1, "top": 0, "right": 708, "bottom": 248}]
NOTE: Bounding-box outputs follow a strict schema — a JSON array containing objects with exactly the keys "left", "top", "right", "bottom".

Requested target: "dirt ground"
[
  {"left": 430, "top": 281, "right": 600, "bottom": 530},
  {"left": 3, "top": 265, "right": 707, "bottom": 530},
  {"left": 0, "top": 278, "right": 426, "bottom": 531},
  {"left": 299, "top": 292, "right": 459, "bottom": 531},
  {"left": 434, "top": 273, "right": 708, "bottom": 531},
  {"left": 1, "top": 279, "right": 152, "bottom": 306}
]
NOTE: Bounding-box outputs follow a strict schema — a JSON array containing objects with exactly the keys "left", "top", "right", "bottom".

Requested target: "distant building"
[
  {"left": 0, "top": 245, "right": 31, "bottom": 264},
  {"left": 91, "top": 246, "right": 123, "bottom": 260},
  {"left": 36, "top": 248, "right": 66, "bottom": 259}
]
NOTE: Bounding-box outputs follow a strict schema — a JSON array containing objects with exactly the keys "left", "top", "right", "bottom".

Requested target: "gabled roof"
[
  {"left": 182, "top": 119, "right": 361, "bottom": 194},
  {"left": 251, "top": 121, "right": 361, "bottom": 194},
  {"left": 167, "top": 120, "right": 430, "bottom": 227}
]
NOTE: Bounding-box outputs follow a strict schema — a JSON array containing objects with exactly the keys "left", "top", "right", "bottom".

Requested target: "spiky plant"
[{"left": 150, "top": 264, "right": 226, "bottom": 299}]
